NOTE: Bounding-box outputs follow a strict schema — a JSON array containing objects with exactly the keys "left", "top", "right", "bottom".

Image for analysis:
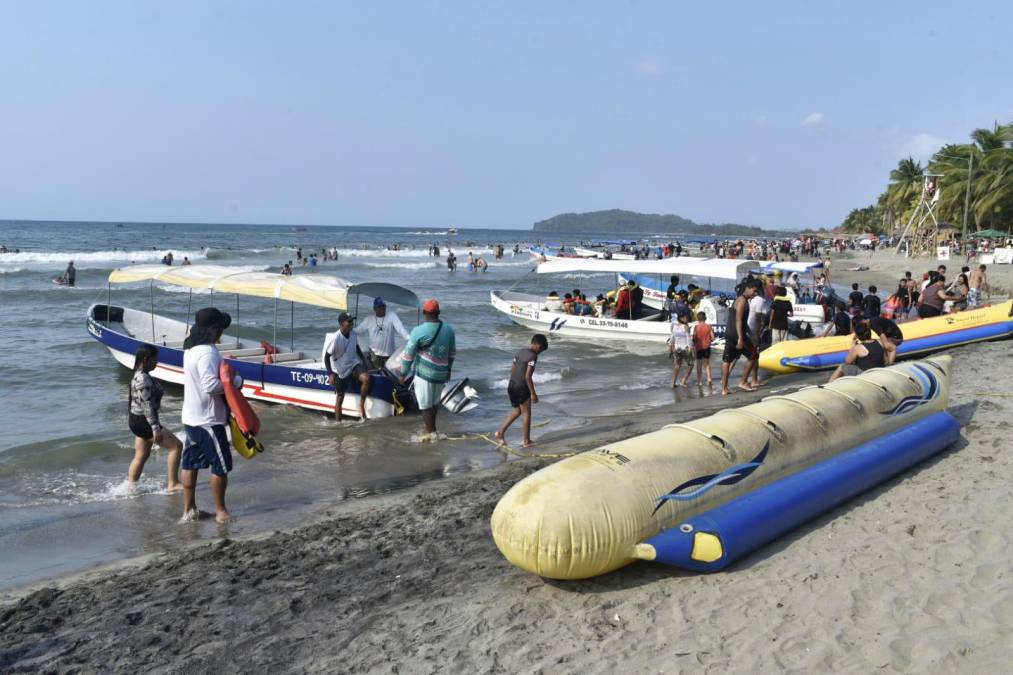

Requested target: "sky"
[{"left": 0, "top": 1, "right": 1010, "bottom": 230}]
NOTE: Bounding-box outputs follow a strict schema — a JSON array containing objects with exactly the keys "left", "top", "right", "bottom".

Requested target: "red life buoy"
[{"left": 220, "top": 361, "right": 260, "bottom": 435}]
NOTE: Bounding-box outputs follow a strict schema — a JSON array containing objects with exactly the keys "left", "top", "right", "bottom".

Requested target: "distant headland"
[{"left": 532, "top": 209, "right": 767, "bottom": 236}]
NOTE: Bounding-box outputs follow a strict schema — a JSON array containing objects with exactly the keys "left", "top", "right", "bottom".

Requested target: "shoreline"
[{"left": 4, "top": 339, "right": 1013, "bottom": 671}]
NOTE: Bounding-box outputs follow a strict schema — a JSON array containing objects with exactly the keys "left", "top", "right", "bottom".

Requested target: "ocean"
[{"left": 0, "top": 221, "right": 719, "bottom": 589}]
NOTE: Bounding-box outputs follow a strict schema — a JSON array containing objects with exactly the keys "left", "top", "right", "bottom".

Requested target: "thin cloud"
[
  {"left": 902, "top": 132, "right": 947, "bottom": 160},
  {"left": 637, "top": 59, "right": 662, "bottom": 76},
  {"left": 802, "top": 112, "right": 824, "bottom": 127}
]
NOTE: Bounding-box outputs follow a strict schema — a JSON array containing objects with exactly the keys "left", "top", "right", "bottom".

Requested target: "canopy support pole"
[
  {"left": 235, "top": 294, "right": 240, "bottom": 347},
  {"left": 273, "top": 297, "right": 278, "bottom": 348},
  {"left": 149, "top": 280, "right": 156, "bottom": 343},
  {"left": 290, "top": 301, "right": 294, "bottom": 352},
  {"left": 107, "top": 282, "right": 111, "bottom": 324},
  {"left": 186, "top": 289, "right": 192, "bottom": 331}
]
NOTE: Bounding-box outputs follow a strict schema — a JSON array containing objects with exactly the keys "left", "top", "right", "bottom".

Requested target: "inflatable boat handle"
[
  {"left": 661, "top": 424, "right": 734, "bottom": 462},
  {"left": 760, "top": 396, "right": 826, "bottom": 426},
  {"left": 716, "top": 409, "right": 787, "bottom": 444},
  {"left": 801, "top": 385, "right": 864, "bottom": 413}
]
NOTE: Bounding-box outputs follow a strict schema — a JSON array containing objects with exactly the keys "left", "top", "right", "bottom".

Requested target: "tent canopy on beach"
[{"left": 971, "top": 229, "right": 1009, "bottom": 239}]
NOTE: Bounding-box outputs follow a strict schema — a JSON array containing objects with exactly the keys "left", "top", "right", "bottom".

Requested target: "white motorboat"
[
  {"left": 490, "top": 257, "right": 764, "bottom": 344},
  {"left": 87, "top": 265, "right": 478, "bottom": 419}
]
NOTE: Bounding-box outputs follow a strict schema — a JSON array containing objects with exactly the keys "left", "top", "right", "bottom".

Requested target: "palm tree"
[{"left": 885, "top": 157, "right": 924, "bottom": 226}]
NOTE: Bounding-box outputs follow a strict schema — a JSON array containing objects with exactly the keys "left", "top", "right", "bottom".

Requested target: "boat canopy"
[
  {"left": 106, "top": 265, "right": 418, "bottom": 310},
  {"left": 535, "top": 257, "right": 757, "bottom": 279},
  {"left": 752, "top": 261, "right": 824, "bottom": 274}
]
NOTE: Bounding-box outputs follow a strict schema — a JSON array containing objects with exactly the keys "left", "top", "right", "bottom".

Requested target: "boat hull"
[
  {"left": 490, "top": 290, "right": 725, "bottom": 344},
  {"left": 87, "top": 306, "right": 395, "bottom": 418}
]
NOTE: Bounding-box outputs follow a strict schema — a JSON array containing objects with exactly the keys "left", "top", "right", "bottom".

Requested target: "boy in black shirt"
[{"left": 495, "top": 334, "right": 549, "bottom": 448}]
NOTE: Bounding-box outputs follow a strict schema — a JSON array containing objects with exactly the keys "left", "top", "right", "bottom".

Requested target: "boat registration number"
[{"left": 290, "top": 371, "right": 330, "bottom": 386}]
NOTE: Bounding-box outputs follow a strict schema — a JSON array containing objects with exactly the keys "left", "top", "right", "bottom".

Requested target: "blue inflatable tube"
[{"left": 640, "top": 411, "right": 960, "bottom": 572}]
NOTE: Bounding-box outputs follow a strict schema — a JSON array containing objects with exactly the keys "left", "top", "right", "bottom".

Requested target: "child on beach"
[
  {"left": 495, "top": 334, "right": 548, "bottom": 448},
  {"left": 668, "top": 313, "right": 694, "bottom": 387},
  {"left": 127, "top": 344, "right": 183, "bottom": 492},
  {"left": 692, "top": 311, "right": 714, "bottom": 386}
]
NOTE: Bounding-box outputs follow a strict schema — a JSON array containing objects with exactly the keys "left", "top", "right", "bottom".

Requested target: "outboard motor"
[{"left": 440, "top": 378, "right": 480, "bottom": 414}]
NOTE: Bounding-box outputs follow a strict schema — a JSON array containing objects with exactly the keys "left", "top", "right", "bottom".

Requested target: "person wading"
[{"left": 401, "top": 298, "right": 456, "bottom": 440}]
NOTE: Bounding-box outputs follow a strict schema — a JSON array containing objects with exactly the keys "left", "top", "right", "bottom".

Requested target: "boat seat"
[
  {"left": 163, "top": 340, "right": 187, "bottom": 348},
  {"left": 270, "top": 352, "right": 305, "bottom": 363},
  {"left": 224, "top": 348, "right": 267, "bottom": 358},
  {"left": 282, "top": 358, "right": 317, "bottom": 366}
]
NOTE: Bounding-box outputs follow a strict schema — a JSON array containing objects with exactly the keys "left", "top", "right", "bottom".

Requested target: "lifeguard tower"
[{"left": 894, "top": 173, "right": 943, "bottom": 256}]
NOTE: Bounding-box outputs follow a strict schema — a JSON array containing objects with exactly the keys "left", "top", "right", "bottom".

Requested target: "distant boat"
[
  {"left": 293, "top": 226, "right": 308, "bottom": 232},
  {"left": 448, "top": 228, "right": 458, "bottom": 235}
]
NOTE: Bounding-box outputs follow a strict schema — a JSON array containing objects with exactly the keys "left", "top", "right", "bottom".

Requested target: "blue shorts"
[
  {"left": 182, "top": 424, "right": 232, "bottom": 477},
  {"left": 413, "top": 378, "right": 443, "bottom": 410}
]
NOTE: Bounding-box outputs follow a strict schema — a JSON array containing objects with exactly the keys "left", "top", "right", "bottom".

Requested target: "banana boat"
[
  {"left": 759, "top": 301, "right": 1013, "bottom": 374},
  {"left": 490, "top": 356, "right": 952, "bottom": 580}
]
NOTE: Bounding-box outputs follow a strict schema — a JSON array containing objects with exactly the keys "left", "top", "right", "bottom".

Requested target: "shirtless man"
[
  {"left": 967, "top": 264, "right": 988, "bottom": 309},
  {"left": 720, "top": 279, "right": 760, "bottom": 395}
]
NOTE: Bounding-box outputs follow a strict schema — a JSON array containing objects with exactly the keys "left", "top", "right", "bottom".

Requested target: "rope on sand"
[{"left": 442, "top": 422, "right": 579, "bottom": 459}]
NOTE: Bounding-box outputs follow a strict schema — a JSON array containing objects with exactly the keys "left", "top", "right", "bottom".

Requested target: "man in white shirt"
[
  {"left": 356, "top": 297, "right": 410, "bottom": 370},
  {"left": 181, "top": 307, "right": 240, "bottom": 524},
  {"left": 325, "top": 312, "right": 371, "bottom": 422}
]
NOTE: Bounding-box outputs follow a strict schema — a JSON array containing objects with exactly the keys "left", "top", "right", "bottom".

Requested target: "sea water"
[{"left": 0, "top": 221, "right": 718, "bottom": 589}]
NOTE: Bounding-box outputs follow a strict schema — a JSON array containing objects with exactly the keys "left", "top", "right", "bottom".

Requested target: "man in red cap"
[{"left": 400, "top": 298, "right": 456, "bottom": 440}]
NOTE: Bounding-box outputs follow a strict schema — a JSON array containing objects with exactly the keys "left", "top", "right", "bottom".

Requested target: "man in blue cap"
[{"left": 355, "top": 296, "right": 411, "bottom": 371}]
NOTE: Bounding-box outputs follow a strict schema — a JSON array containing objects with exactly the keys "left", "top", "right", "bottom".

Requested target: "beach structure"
[
  {"left": 491, "top": 356, "right": 954, "bottom": 579},
  {"left": 894, "top": 173, "right": 944, "bottom": 256},
  {"left": 87, "top": 265, "right": 477, "bottom": 418},
  {"left": 759, "top": 301, "right": 1013, "bottom": 373}
]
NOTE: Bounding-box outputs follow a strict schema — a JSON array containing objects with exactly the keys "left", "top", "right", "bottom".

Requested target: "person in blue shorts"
[{"left": 180, "top": 307, "right": 242, "bottom": 523}]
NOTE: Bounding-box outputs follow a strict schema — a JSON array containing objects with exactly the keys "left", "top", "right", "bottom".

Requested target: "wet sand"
[{"left": 3, "top": 256, "right": 1013, "bottom": 672}]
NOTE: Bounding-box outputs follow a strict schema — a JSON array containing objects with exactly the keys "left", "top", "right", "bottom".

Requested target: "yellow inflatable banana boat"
[
  {"left": 490, "top": 356, "right": 952, "bottom": 579},
  {"left": 760, "top": 302, "right": 1013, "bottom": 374}
]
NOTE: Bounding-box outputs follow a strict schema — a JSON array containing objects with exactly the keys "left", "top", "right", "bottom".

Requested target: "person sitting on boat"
[
  {"left": 614, "top": 280, "right": 634, "bottom": 320},
  {"left": 356, "top": 297, "right": 411, "bottom": 371},
  {"left": 592, "top": 293, "right": 608, "bottom": 317},
  {"left": 545, "top": 291, "right": 563, "bottom": 312},
  {"left": 574, "top": 294, "right": 593, "bottom": 316},
  {"left": 828, "top": 319, "right": 896, "bottom": 382},
  {"left": 325, "top": 312, "right": 371, "bottom": 422},
  {"left": 665, "top": 275, "right": 680, "bottom": 315}
]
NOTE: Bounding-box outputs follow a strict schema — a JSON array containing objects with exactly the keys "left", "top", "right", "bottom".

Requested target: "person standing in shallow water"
[
  {"left": 180, "top": 308, "right": 239, "bottom": 523},
  {"left": 127, "top": 344, "right": 182, "bottom": 492},
  {"left": 495, "top": 334, "right": 548, "bottom": 448},
  {"left": 400, "top": 298, "right": 456, "bottom": 440}
]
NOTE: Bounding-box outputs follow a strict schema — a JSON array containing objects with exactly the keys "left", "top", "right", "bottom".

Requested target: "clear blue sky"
[{"left": 0, "top": 1, "right": 1009, "bottom": 230}]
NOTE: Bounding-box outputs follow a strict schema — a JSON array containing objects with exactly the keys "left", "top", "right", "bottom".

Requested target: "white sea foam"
[
  {"left": 362, "top": 261, "right": 439, "bottom": 271},
  {"left": 0, "top": 248, "right": 209, "bottom": 265},
  {"left": 491, "top": 370, "right": 565, "bottom": 390},
  {"left": 0, "top": 267, "right": 25, "bottom": 274},
  {"left": 335, "top": 247, "right": 497, "bottom": 258}
]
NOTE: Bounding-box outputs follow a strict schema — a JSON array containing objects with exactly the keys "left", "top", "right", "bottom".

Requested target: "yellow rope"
[{"left": 442, "top": 428, "right": 579, "bottom": 459}]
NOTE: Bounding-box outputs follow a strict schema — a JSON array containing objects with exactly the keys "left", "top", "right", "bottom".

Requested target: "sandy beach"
[{"left": 3, "top": 255, "right": 1013, "bottom": 673}]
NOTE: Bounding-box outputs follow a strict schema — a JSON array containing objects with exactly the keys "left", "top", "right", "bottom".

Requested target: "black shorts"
[
  {"left": 507, "top": 381, "right": 531, "bottom": 408},
  {"left": 695, "top": 347, "right": 711, "bottom": 360},
  {"left": 918, "top": 304, "right": 941, "bottom": 319},
  {"left": 722, "top": 338, "right": 757, "bottom": 364},
  {"left": 334, "top": 364, "right": 366, "bottom": 394},
  {"left": 128, "top": 413, "right": 154, "bottom": 440}
]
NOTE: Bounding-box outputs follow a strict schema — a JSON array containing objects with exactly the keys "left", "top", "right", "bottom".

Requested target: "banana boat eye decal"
[
  {"left": 653, "top": 443, "right": 769, "bottom": 514},
  {"left": 882, "top": 363, "right": 939, "bottom": 416}
]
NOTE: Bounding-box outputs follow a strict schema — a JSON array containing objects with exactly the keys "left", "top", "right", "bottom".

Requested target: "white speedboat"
[
  {"left": 490, "top": 257, "right": 761, "bottom": 344},
  {"left": 87, "top": 265, "right": 477, "bottom": 419}
]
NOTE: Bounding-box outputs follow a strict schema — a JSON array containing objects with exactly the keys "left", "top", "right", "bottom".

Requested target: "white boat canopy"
[
  {"left": 535, "top": 257, "right": 751, "bottom": 280},
  {"left": 752, "top": 261, "right": 825, "bottom": 273},
  {"left": 106, "top": 265, "right": 418, "bottom": 310}
]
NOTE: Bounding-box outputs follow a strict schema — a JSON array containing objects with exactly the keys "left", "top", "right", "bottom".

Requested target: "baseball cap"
[
  {"left": 195, "top": 307, "right": 232, "bottom": 330},
  {"left": 422, "top": 298, "right": 440, "bottom": 313},
  {"left": 373, "top": 297, "right": 386, "bottom": 308},
  {"left": 338, "top": 312, "right": 355, "bottom": 324}
]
